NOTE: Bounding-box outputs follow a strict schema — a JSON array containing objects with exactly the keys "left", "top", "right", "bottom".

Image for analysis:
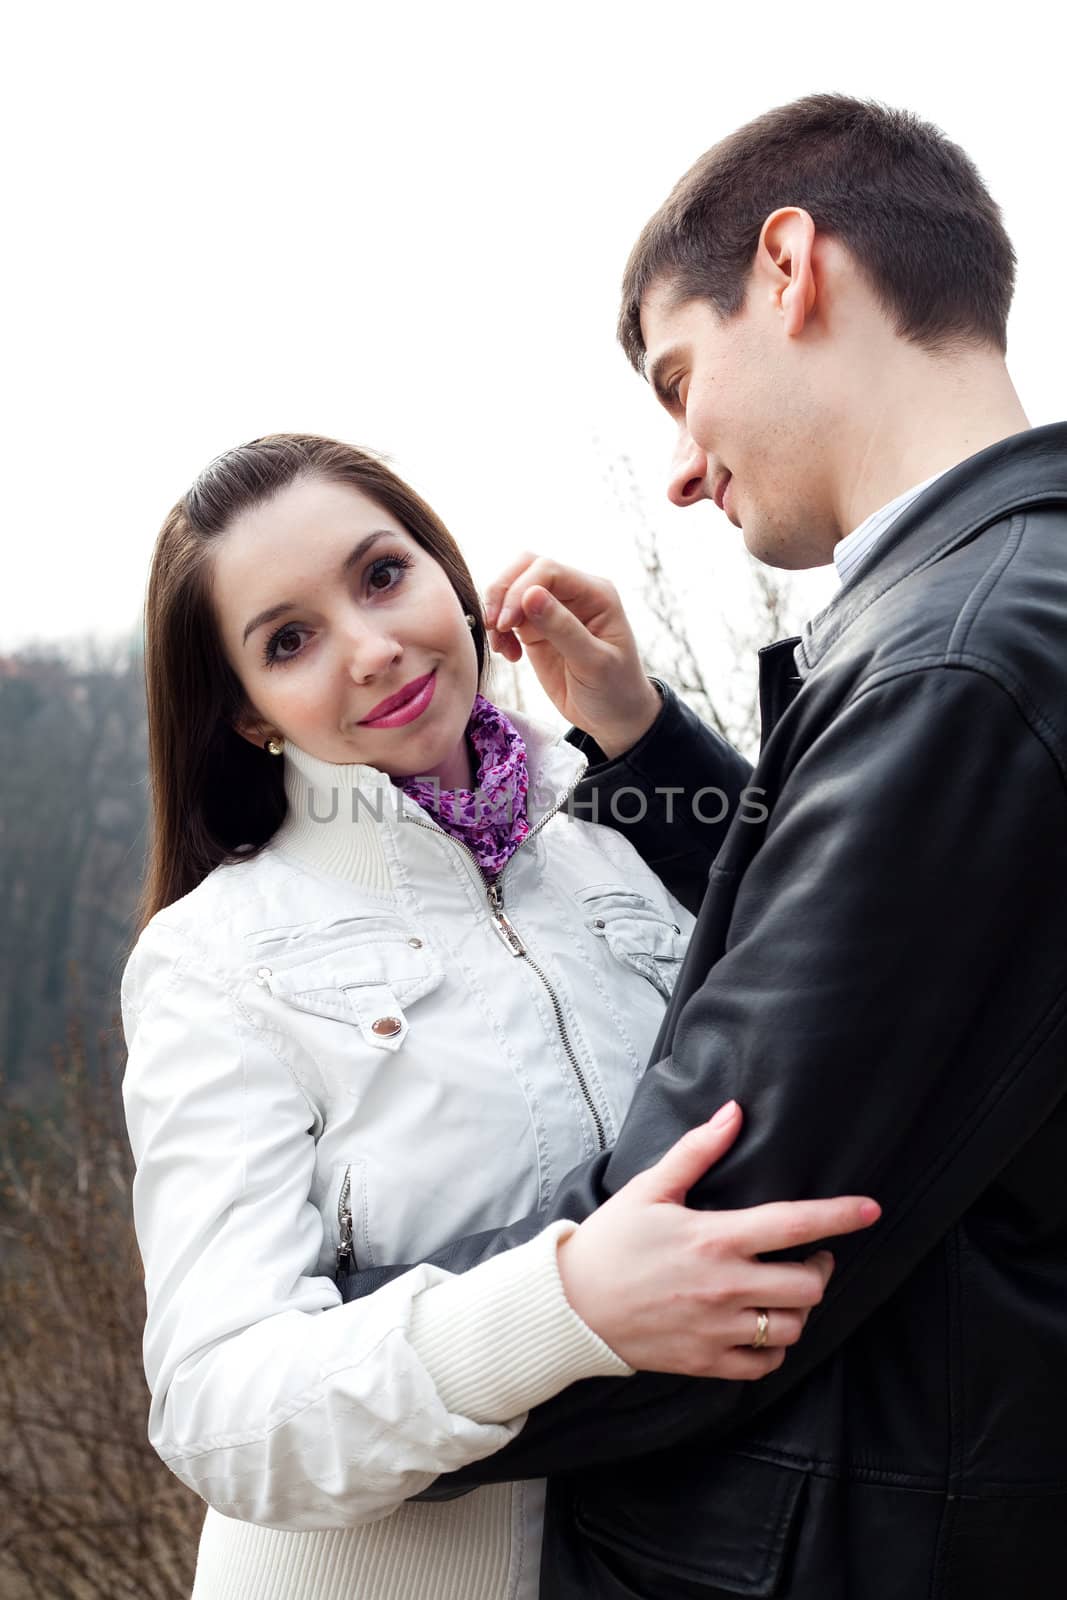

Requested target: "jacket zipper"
[
  {"left": 406, "top": 766, "right": 608, "bottom": 1151},
  {"left": 336, "top": 1165, "right": 354, "bottom": 1279}
]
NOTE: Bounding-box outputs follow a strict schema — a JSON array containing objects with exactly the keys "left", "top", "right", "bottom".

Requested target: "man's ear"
[{"left": 755, "top": 207, "right": 817, "bottom": 338}]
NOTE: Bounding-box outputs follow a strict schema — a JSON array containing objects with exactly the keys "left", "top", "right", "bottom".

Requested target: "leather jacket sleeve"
[
  {"left": 564, "top": 681, "right": 755, "bottom": 915},
  {"left": 346, "top": 665, "right": 1067, "bottom": 1493}
]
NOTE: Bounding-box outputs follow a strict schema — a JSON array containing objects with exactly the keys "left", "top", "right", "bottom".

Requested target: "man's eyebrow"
[
  {"left": 241, "top": 530, "right": 395, "bottom": 646},
  {"left": 646, "top": 346, "right": 686, "bottom": 406}
]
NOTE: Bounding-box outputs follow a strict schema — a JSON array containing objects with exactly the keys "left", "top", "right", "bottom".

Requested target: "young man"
[{"left": 345, "top": 95, "right": 1067, "bottom": 1597}]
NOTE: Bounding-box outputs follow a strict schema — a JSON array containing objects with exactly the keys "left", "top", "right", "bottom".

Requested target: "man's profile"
[{"left": 343, "top": 93, "right": 1067, "bottom": 1598}]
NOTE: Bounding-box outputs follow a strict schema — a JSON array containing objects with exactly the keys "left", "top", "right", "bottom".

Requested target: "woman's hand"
[
  {"left": 485, "top": 553, "right": 662, "bottom": 758},
  {"left": 556, "top": 1101, "right": 881, "bottom": 1379}
]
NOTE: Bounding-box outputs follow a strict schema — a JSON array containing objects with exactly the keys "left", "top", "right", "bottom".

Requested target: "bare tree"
[{"left": 0, "top": 643, "right": 149, "bottom": 1111}]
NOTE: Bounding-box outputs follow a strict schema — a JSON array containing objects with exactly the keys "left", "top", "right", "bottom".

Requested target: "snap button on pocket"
[
  {"left": 255, "top": 922, "right": 442, "bottom": 1054},
  {"left": 578, "top": 886, "right": 689, "bottom": 1001},
  {"left": 345, "top": 984, "right": 410, "bottom": 1052}
]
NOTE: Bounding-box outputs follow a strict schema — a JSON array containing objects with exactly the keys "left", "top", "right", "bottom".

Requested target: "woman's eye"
[
  {"left": 367, "top": 554, "right": 414, "bottom": 593},
  {"left": 264, "top": 625, "right": 308, "bottom": 667}
]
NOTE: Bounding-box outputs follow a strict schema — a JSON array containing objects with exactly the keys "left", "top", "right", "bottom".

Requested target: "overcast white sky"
[{"left": 3, "top": 1, "right": 1064, "bottom": 696}]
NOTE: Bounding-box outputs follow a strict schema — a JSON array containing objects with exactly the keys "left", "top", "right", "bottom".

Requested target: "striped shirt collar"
[{"left": 833, "top": 469, "right": 950, "bottom": 587}]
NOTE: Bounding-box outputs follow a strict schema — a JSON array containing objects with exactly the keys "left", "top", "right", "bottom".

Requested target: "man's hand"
[{"left": 485, "top": 552, "right": 663, "bottom": 758}]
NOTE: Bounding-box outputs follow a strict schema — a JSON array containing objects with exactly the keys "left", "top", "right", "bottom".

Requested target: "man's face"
[{"left": 639, "top": 276, "right": 838, "bottom": 568}]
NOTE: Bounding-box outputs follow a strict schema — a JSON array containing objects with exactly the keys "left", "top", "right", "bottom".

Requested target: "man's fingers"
[
  {"left": 484, "top": 552, "right": 539, "bottom": 628},
  {"left": 486, "top": 550, "right": 547, "bottom": 624},
  {"left": 493, "top": 556, "right": 617, "bottom": 636},
  {"left": 488, "top": 626, "right": 523, "bottom": 663},
  {"left": 738, "top": 1196, "right": 881, "bottom": 1254},
  {"left": 512, "top": 585, "right": 608, "bottom": 672},
  {"left": 498, "top": 562, "right": 563, "bottom": 633},
  {"left": 491, "top": 555, "right": 561, "bottom": 632}
]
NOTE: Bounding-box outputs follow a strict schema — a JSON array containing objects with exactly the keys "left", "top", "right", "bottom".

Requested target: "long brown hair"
[
  {"left": 135, "top": 434, "right": 487, "bottom": 938},
  {"left": 619, "top": 94, "right": 1016, "bottom": 368}
]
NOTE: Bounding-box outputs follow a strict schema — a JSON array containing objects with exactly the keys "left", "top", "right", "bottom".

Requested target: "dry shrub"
[{"left": 0, "top": 1021, "right": 202, "bottom": 1599}]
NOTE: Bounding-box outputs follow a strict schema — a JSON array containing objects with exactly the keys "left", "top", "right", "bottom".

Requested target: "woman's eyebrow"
[{"left": 241, "top": 530, "right": 397, "bottom": 646}]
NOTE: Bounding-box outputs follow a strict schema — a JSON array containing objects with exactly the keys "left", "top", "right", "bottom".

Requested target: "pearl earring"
[
  {"left": 465, "top": 613, "right": 477, "bottom": 629},
  {"left": 265, "top": 737, "right": 284, "bottom": 757}
]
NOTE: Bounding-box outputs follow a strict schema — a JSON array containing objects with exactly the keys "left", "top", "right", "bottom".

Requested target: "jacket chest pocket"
[
  {"left": 253, "top": 918, "right": 444, "bottom": 1053},
  {"left": 577, "top": 885, "right": 689, "bottom": 1002}
]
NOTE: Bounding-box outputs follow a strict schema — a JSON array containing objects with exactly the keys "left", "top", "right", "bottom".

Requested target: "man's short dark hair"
[{"left": 618, "top": 93, "right": 1016, "bottom": 369}]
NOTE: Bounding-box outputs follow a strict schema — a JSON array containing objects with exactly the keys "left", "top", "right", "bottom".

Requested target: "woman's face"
[{"left": 213, "top": 475, "right": 480, "bottom": 787}]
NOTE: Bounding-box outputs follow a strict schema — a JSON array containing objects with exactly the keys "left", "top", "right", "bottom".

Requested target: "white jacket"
[{"left": 121, "top": 713, "right": 693, "bottom": 1582}]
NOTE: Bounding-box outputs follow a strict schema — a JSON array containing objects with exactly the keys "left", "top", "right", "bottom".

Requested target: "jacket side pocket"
[{"left": 571, "top": 1452, "right": 808, "bottom": 1597}]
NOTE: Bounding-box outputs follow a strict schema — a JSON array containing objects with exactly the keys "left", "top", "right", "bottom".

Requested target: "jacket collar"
[
  {"left": 797, "top": 422, "right": 1067, "bottom": 676},
  {"left": 269, "top": 708, "right": 587, "bottom": 889}
]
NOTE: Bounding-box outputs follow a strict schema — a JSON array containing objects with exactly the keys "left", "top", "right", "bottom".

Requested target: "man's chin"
[
  {"left": 741, "top": 522, "right": 786, "bottom": 568},
  {"left": 742, "top": 521, "right": 832, "bottom": 572}
]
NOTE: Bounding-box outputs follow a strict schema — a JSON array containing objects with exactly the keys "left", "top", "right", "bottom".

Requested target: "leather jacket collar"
[{"left": 798, "top": 421, "right": 1067, "bottom": 674}]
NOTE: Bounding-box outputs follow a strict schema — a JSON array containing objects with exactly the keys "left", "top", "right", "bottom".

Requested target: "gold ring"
[{"left": 752, "top": 1309, "right": 770, "bottom": 1350}]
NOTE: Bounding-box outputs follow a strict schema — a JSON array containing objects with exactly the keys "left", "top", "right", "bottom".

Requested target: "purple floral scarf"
[{"left": 401, "top": 694, "right": 530, "bottom": 877}]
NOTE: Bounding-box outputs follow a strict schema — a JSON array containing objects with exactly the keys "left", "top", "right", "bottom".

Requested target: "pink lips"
[
  {"left": 358, "top": 671, "right": 437, "bottom": 729},
  {"left": 713, "top": 472, "right": 732, "bottom": 511}
]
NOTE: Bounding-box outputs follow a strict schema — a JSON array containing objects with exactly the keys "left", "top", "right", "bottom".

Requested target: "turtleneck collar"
[{"left": 268, "top": 708, "right": 586, "bottom": 893}]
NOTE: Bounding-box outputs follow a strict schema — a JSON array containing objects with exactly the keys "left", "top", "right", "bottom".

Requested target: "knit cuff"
[{"left": 406, "top": 1220, "right": 633, "bottom": 1424}]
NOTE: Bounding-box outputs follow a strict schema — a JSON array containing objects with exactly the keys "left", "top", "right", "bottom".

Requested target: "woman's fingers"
[
  {"left": 729, "top": 1307, "right": 809, "bottom": 1348},
  {"left": 727, "top": 1256, "right": 835, "bottom": 1311},
  {"left": 735, "top": 1195, "right": 881, "bottom": 1255},
  {"left": 558, "top": 1099, "right": 881, "bottom": 1379},
  {"left": 638, "top": 1102, "right": 744, "bottom": 1203},
  {"left": 709, "top": 1346, "right": 788, "bottom": 1381}
]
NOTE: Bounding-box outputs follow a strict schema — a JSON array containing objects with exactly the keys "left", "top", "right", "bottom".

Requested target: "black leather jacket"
[{"left": 343, "top": 424, "right": 1067, "bottom": 1599}]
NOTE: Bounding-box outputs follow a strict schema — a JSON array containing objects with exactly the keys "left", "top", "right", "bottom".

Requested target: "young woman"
[{"left": 122, "top": 434, "right": 878, "bottom": 1600}]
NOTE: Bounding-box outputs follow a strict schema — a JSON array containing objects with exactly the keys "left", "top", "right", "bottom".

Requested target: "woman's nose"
[
  {"left": 667, "top": 428, "right": 710, "bottom": 508},
  {"left": 345, "top": 625, "right": 402, "bottom": 685}
]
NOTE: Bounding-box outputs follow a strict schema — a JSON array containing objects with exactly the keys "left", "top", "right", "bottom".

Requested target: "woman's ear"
[{"left": 230, "top": 710, "right": 277, "bottom": 751}]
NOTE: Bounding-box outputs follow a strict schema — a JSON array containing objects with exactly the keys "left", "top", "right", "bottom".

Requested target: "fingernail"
[
  {"left": 860, "top": 1200, "right": 881, "bottom": 1223},
  {"left": 497, "top": 608, "right": 513, "bottom": 631},
  {"left": 709, "top": 1100, "right": 739, "bottom": 1129}
]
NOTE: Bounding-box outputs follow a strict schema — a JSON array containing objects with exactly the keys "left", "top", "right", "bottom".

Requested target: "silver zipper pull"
[
  {"left": 336, "top": 1168, "right": 354, "bottom": 1277},
  {"left": 487, "top": 881, "right": 526, "bottom": 956}
]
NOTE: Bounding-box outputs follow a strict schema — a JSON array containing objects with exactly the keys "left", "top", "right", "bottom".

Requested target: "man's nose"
[{"left": 667, "top": 428, "right": 710, "bottom": 508}]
